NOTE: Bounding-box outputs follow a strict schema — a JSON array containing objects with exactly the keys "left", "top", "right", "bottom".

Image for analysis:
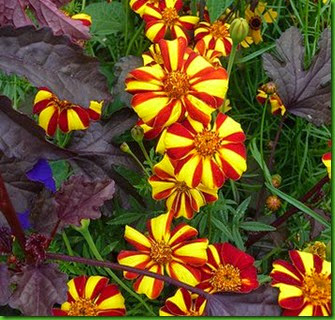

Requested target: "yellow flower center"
[
  {"left": 210, "top": 21, "right": 229, "bottom": 38},
  {"left": 249, "top": 15, "right": 262, "bottom": 30},
  {"left": 67, "top": 298, "right": 99, "bottom": 316},
  {"left": 209, "top": 264, "right": 242, "bottom": 292},
  {"left": 162, "top": 8, "right": 179, "bottom": 26},
  {"left": 150, "top": 241, "right": 172, "bottom": 264},
  {"left": 302, "top": 271, "right": 331, "bottom": 306},
  {"left": 164, "top": 71, "right": 190, "bottom": 99},
  {"left": 194, "top": 130, "right": 221, "bottom": 157}
]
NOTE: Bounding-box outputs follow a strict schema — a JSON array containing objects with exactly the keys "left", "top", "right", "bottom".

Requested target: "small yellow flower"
[{"left": 244, "top": 2, "right": 278, "bottom": 45}]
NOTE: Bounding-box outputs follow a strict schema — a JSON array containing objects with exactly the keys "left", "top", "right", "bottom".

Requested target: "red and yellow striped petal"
[
  {"left": 147, "top": 212, "right": 173, "bottom": 243},
  {"left": 133, "top": 264, "right": 165, "bottom": 299},
  {"left": 130, "top": 0, "right": 159, "bottom": 16},
  {"left": 117, "top": 251, "right": 152, "bottom": 279},
  {"left": 322, "top": 152, "right": 331, "bottom": 178},
  {"left": 172, "top": 239, "right": 208, "bottom": 266},
  {"left": 87, "top": 100, "right": 103, "bottom": 120},
  {"left": 124, "top": 225, "right": 152, "bottom": 251},
  {"left": 39, "top": 105, "right": 59, "bottom": 136},
  {"left": 71, "top": 13, "right": 92, "bottom": 26},
  {"left": 166, "top": 261, "right": 202, "bottom": 286},
  {"left": 58, "top": 107, "right": 90, "bottom": 133},
  {"left": 159, "top": 37, "right": 187, "bottom": 72},
  {"left": 33, "top": 88, "right": 53, "bottom": 114}
]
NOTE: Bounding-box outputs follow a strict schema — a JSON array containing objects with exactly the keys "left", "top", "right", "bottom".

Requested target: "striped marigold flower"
[
  {"left": 117, "top": 212, "right": 208, "bottom": 299},
  {"left": 52, "top": 276, "right": 126, "bottom": 316},
  {"left": 256, "top": 84, "right": 286, "bottom": 116},
  {"left": 322, "top": 152, "right": 331, "bottom": 178},
  {"left": 71, "top": 13, "right": 92, "bottom": 26},
  {"left": 197, "top": 243, "right": 259, "bottom": 294},
  {"left": 142, "top": 0, "right": 199, "bottom": 43},
  {"left": 126, "top": 37, "right": 228, "bottom": 130},
  {"left": 194, "top": 21, "right": 233, "bottom": 57},
  {"left": 194, "top": 37, "right": 222, "bottom": 68},
  {"left": 33, "top": 88, "right": 103, "bottom": 136},
  {"left": 160, "top": 288, "right": 207, "bottom": 316},
  {"left": 130, "top": 0, "right": 159, "bottom": 16},
  {"left": 149, "top": 155, "right": 218, "bottom": 219},
  {"left": 164, "top": 114, "right": 247, "bottom": 189},
  {"left": 271, "top": 250, "right": 331, "bottom": 316}
]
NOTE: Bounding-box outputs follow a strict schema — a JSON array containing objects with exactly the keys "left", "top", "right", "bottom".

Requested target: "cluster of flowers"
[
  {"left": 29, "top": 0, "right": 331, "bottom": 317},
  {"left": 53, "top": 218, "right": 331, "bottom": 317}
]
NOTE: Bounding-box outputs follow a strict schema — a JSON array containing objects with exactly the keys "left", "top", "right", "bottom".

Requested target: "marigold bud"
[
  {"left": 131, "top": 125, "right": 144, "bottom": 143},
  {"left": 72, "top": 219, "right": 90, "bottom": 233},
  {"left": 266, "top": 195, "right": 281, "bottom": 211},
  {"left": 229, "top": 18, "right": 249, "bottom": 44},
  {"left": 304, "top": 241, "right": 327, "bottom": 260},
  {"left": 120, "top": 142, "right": 131, "bottom": 154},
  {"left": 271, "top": 174, "right": 282, "bottom": 188},
  {"left": 260, "top": 82, "right": 277, "bottom": 95}
]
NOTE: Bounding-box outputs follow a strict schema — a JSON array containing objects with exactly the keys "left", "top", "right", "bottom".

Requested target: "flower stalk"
[{"left": 46, "top": 252, "right": 210, "bottom": 299}]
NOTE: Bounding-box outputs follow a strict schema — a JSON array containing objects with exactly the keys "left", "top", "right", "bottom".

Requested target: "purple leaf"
[
  {"left": 0, "top": 0, "right": 90, "bottom": 40},
  {"left": 263, "top": 27, "right": 330, "bottom": 126},
  {"left": 30, "top": 190, "right": 59, "bottom": 236},
  {"left": 0, "top": 96, "right": 74, "bottom": 162},
  {"left": 0, "top": 0, "right": 31, "bottom": 27},
  {"left": 49, "top": 0, "right": 72, "bottom": 8},
  {"left": 55, "top": 175, "right": 115, "bottom": 227},
  {"left": 205, "top": 285, "right": 282, "bottom": 316},
  {"left": 28, "top": 0, "right": 90, "bottom": 40},
  {"left": 9, "top": 263, "right": 68, "bottom": 316},
  {"left": 26, "top": 159, "right": 56, "bottom": 193},
  {"left": 0, "top": 152, "right": 44, "bottom": 212},
  {"left": 0, "top": 264, "right": 11, "bottom": 306},
  {"left": 0, "top": 226, "right": 12, "bottom": 254},
  {"left": 0, "top": 27, "right": 112, "bottom": 107}
]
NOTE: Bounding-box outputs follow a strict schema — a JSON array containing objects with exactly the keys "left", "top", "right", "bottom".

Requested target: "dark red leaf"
[
  {"left": 55, "top": 175, "right": 115, "bottom": 227},
  {"left": 9, "top": 263, "right": 68, "bottom": 316},
  {"left": 0, "top": 27, "right": 112, "bottom": 107},
  {"left": 205, "top": 285, "right": 282, "bottom": 316},
  {"left": 0, "top": 264, "right": 11, "bottom": 306},
  {"left": 263, "top": 27, "right": 330, "bottom": 126},
  {"left": 0, "top": 0, "right": 89, "bottom": 41}
]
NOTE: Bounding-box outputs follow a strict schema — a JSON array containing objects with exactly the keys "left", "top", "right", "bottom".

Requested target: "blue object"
[{"left": 26, "top": 159, "right": 56, "bottom": 193}]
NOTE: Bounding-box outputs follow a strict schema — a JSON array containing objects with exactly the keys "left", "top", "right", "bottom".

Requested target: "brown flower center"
[
  {"left": 194, "top": 130, "right": 221, "bottom": 157},
  {"left": 164, "top": 71, "right": 190, "bottom": 99},
  {"left": 302, "top": 271, "right": 331, "bottom": 306},
  {"left": 50, "top": 95, "right": 73, "bottom": 110},
  {"left": 249, "top": 15, "right": 262, "bottom": 30},
  {"left": 175, "top": 181, "right": 189, "bottom": 193},
  {"left": 209, "top": 264, "right": 242, "bottom": 292},
  {"left": 210, "top": 21, "right": 229, "bottom": 38},
  {"left": 67, "top": 298, "right": 99, "bottom": 316},
  {"left": 162, "top": 8, "right": 179, "bottom": 26},
  {"left": 150, "top": 241, "right": 172, "bottom": 264}
]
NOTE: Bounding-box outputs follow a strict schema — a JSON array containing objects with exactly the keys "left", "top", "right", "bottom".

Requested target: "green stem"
[
  {"left": 259, "top": 99, "right": 268, "bottom": 174},
  {"left": 78, "top": 228, "right": 155, "bottom": 316},
  {"left": 81, "top": 0, "right": 86, "bottom": 11},
  {"left": 138, "top": 141, "right": 153, "bottom": 168},
  {"left": 227, "top": 43, "right": 238, "bottom": 78},
  {"left": 62, "top": 231, "right": 74, "bottom": 256},
  {"left": 124, "top": 0, "right": 129, "bottom": 45},
  {"left": 126, "top": 22, "right": 145, "bottom": 56},
  {"left": 128, "top": 149, "right": 150, "bottom": 177}
]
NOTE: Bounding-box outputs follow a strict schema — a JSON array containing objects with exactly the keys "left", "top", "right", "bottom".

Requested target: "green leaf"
[
  {"left": 240, "top": 221, "right": 276, "bottom": 232},
  {"left": 212, "top": 217, "right": 233, "bottom": 241},
  {"left": 250, "top": 139, "right": 272, "bottom": 183},
  {"left": 107, "top": 212, "right": 141, "bottom": 225},
  {"left": 100, "top": 241, "right": 119, "bottom": 256},
  {"left": 84, "top": 2, "right": 125, "bottom": 36},
  {"left": 207, "top": 0, "right": 233, "bottom": 22},
  {"left": 265, "top": 183, "right": 331, "bottom": 228},
  {"left": 233, "top": 197, "right": 251, "bottom": 224},
  {"left": 232, "top": 225, "right": 245, "bottom": 250}
]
